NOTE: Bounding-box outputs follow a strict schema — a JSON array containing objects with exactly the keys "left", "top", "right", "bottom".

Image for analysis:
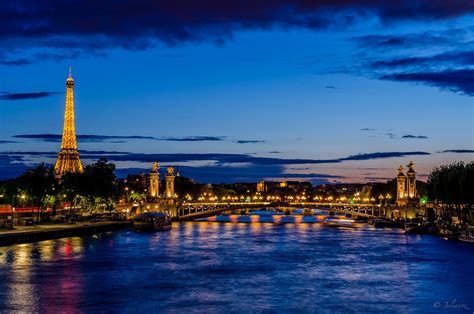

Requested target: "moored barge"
[{"left": 133, "top": 212, "right": 172, "bottom": 231}]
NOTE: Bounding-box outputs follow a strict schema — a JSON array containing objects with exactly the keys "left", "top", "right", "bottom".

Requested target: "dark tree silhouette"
[
  {"left": 62, "top": 158, "right": 118, "bottom": 199},
  {"left": 428, "top": 161, "right": 473, "bottom": 206}
]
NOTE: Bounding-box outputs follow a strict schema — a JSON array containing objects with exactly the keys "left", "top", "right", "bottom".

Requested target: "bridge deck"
[{"left": 178, "top": 204, "right": 383, "bottom": 220}]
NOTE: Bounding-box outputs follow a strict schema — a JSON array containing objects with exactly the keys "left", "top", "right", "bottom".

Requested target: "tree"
[
  {"left": 15, "top": 163, "right": 56, "bottom": 207},
  {"left": 62, "top": 158, "right": 118, "bottom": 200},
  {"left": 130, "top": 191, "right": 146, "bottom": 203},
  {"left": 428, "top": 161, "right": 473, "bottom": 208}
]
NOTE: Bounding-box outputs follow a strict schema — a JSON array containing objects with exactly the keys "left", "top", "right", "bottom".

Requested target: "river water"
[{"left": 0, "top": 218, "right": 473, "bottom": 313}]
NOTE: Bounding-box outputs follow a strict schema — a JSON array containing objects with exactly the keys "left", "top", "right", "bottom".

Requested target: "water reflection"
[
  {"left": 0, "top": 237, "right": 87, "bottom": 312},
  {"left": 196, "top": 212, "right": 356, "bottom": 225},
  {"left": 0, "top": 223, "right": 472, "bottom": 312}
]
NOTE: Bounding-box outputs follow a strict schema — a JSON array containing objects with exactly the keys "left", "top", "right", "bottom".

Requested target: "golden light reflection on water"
[
  {"left": 0, "top": 221, "right": 461, "bottom": 312},
  {"left": 0, "top": 236, "right": 88, "bottom": 312},
  {"left": 0, "top": 248, "right": 7, "bottom": 265},
  {"left": 39, "top": 240, "right": 55, "bottom": 262},
  {"left": 229, "top": 215, "right": 239, "bottom": 223},
  {"left": 7, "top": 243, "right": 38, "bottom": 311},
  {"left": 250, "top": 221, "right": 263, "bottom": 232}
]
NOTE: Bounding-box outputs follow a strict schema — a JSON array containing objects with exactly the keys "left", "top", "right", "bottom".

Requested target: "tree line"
[
  {"left": 427, "top": 161, "right": 473, "bottom": 206},
  {"left": 0, "top": 158, "right": 117, "bottom": 214}
]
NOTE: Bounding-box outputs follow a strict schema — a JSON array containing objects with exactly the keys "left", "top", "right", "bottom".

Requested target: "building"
[
  {"left": 257, "top": 180, "right": 266, "bottom": 193},
  {"left": 54, "top": 68, "right": 83, "bottom": 178},
  {"left": 396, "top": 161, "right": 419, "bottom": 206},
  {"left": 127, "top": 173, "right": 148, "bottom": 190}
]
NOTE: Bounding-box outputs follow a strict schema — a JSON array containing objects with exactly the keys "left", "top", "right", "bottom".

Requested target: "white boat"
[
  {"left": 458, "top": 229, "right": 474, "bottom": 244},
  {"left": 323, "top": 217, "right": 356, "bottom": 228}
]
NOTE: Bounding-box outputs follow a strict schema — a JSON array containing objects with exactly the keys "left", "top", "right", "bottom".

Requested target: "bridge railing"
[{"left": 178, "top": 203, "right": 387, "bottom": 220}]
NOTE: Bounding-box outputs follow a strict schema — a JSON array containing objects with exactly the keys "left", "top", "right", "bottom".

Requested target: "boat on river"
[
  {"left": 458, "top": 228, "right": 474, "bottom": 244},
  {"left": 323, "top": 216, "right": 356, "bottom": 228},
  {"left": 133, "top": 212, "right": 172, "bottom": 231}
]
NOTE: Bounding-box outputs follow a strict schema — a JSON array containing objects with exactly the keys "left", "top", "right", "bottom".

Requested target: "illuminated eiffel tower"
[{"left": 54, "top": 68, "right": 83, "bottom": 178}]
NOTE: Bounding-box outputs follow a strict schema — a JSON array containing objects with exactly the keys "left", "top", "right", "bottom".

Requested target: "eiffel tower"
[{"left": 54, "top": 68, "right": 83, "bottom": 178}]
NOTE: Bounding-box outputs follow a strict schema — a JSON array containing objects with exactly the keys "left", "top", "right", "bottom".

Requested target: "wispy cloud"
[
  {"left": 13, "top": 134, "right": 272, "bottom": 145},
  {"left": 364, "top": 176, "right": 392, "bottom": 181},
  {"left": 13, "top": 134, "right": 227, "bottom": 143},
  {"left": 360, "top": 129, "right": 430, "bottom": 140},
  {"left": 370, "top": 51, "right": 474, "bottom": 69},
  {"left": 402, "top": 135, "right": 428, "bottom": 139},
  {"left": 349, "top": 27, "right": 474, "bottom": 97},
  {"left": 235, "top": 140, "right": 267, "bottom": 144},
  {"left": 380, "top": 69, "right": 474, "bottom": 97},
  {"left": 440, "top": 149, "right": 474, "bottom": 153},
  {"left": 340, "top": 151, "right": 430, "bottom": 161},
  {"left": 161, "top": 136, "right": 225, "bottom": 142},
  {"left": 352, "top": 29, "right": 471, "bottom": 50},
  {"left": 0, "top": 149, "right": 433, "bottom": 182},
  {"left": 0, "top": 150, "right": 431, "bottom": 166},
  {"left": 0, "top": 92, "right": 62, "bottom": 100},
  {"left": 0, "top": 140, "right": 20, "bottom": 144}
]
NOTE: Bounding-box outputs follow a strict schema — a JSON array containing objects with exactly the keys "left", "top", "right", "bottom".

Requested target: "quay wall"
[{"left": 0, "top": 222, "right": 131, "bottom": 247}]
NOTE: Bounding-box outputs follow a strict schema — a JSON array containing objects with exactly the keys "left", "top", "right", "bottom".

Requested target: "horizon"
[{"left": 0, "top": 1, "right": 473, "bottom": 184}]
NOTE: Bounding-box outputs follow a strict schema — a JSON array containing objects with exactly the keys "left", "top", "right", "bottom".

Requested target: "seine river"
[{"left": 0, "top": 218, "right": 473, "bottom": 313}]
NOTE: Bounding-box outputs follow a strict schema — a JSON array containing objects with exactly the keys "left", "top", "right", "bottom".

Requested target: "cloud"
[
  {"left": 385, "top": 132, "right": 397, "bottom": 139},
  {"left": 0, "top": 154, "right": 29, "bottom": 179},
  {"left": 364, "top": 176, "right": 392, "bottom": 181},
  {"left": 1, "top": 150, "right": 430, "bottom": 166},
  {"left": 402, "top": 135, "right": 428, "bottom": 139},
  {"left": 0, "top": 149, "right": 432, "bottom": 181},
  {"left": 2, "top": 1, "right": 474, "bottom": 65},
  {"left": 340, "top": 151, "right": 430, "bottom": 161},
  {"left": 161, "top": 136, "right": 225, "bottom": 142},
  {"left": 440, "top": 149, "right": 474, "bottom": 153},
  {"left": 360, "top": 128, "right": 376, "bottom": 131},
  {"left": 0, "top": 51, "right": 85, "bottom": 66},
  {"left": 115, "top": 165, "right": 340, "bottom": 185},
  {"left": 13, "top": 134, "right": 226, "bottom": 143},
  {"left": 370, "top": 51, "right": 474, "bottom": 69},
  {"left": 0, "top": 140, "right": 19, "bottom": 144},
  {"left": 352, "top": 29, "right": 471, "bottom": 50},
  {"left": 348, "top": 27, "right": 474, "bottom": 96},
  {"left": 0, "top": 92, "right": 62, "bottom": 100},
  {"left": 14, "top": 134, "right": 273, "bottom": 144},
  {"left": 235, "top": 140, "right": 267, "bottom": 144},
  {"left": 380, "top": 69, "right": 474, "bottom": 96}
]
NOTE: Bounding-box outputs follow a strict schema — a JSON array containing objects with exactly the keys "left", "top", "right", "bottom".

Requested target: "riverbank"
[{"left": 0, "top": 221, "right": 132, "bottom": 246}]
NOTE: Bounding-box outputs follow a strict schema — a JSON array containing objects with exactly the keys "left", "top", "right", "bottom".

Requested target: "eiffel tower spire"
[{"left": 54, "top": 68, "right": 83, "bottom": 178}]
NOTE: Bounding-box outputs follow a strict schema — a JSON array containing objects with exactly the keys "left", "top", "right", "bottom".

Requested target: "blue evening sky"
[{"left": 0, "top": 2, "right": 472, "bottom": 183}]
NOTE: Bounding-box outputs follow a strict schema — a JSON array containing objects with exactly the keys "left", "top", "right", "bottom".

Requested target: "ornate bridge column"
[
  {"left": 166, "top": 166, "right": 175, "bottom": 198},
  {"left": 396, "top": 165, "right": 407, "bottom": 206},
  {"left": 149, "top": 161, "right": 160, "bottom": 198}
]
